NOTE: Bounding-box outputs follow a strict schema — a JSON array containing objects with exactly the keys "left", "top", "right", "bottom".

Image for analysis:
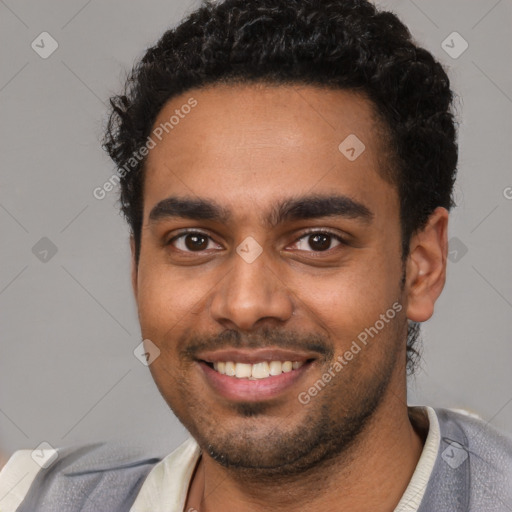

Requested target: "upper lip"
[{"left": 196, "top": 348, "right": 317, "bottom": 364}]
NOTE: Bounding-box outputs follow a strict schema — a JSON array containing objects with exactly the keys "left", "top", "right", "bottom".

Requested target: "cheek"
[
  {"left": 136, "top": 266, "right": 203, "bottom": 403},
  {"left": 136, "top": 262, "right": 210, "bottom": 335},
  {"left": 289, "top": 257, "right": 402, "bottom": 342}
]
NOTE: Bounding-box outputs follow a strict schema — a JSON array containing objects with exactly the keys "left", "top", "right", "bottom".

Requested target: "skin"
[{"left": 131, "top": 83, "right": 448, "bottom": 512}]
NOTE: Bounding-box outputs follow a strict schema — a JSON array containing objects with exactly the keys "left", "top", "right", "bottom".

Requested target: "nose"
[{"left": 209, "top": 244, "right": 294, "bottom": 331}]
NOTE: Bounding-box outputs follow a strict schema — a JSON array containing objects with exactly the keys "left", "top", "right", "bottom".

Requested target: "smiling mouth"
[{"left": 202, "top": 360, "right": 312, "bottom": 380}]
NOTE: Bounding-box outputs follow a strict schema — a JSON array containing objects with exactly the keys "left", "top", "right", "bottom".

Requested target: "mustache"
[{"left": 181, "top": 326, "right": 335, "bottom": 361}]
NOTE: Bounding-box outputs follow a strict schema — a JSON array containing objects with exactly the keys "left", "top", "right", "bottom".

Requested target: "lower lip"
[{"left": 198, "top": 361, "right": 312, "bottom": 402}]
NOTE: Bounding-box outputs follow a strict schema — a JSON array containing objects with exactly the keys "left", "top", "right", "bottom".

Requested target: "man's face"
[{"left": 133, "top": 84, "right": 410, "bottom": 473}]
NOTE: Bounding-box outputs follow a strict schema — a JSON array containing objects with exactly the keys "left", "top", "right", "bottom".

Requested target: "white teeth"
[
  {"left": 211, "top": 360, "right": 304, "bottom": 379},
  {"left": 269, "top": 361, "right": 282, "bottom": 376},
  {"left": 251, "top": 362, "right": 270, "bottom": 379},
  {"left": 225, "top": 361, "right": 236, "bottom": 376},
  {"left": 235, "top": 363, "right": 252, "bottom": 378}
]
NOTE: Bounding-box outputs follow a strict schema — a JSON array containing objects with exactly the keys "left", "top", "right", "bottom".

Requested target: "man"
[{"left": 0, "top": 0, "right": 511, "bottom": 510}]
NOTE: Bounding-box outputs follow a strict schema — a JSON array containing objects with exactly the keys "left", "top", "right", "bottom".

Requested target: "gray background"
[{"left": 0, "top": 0, "right": 511, "bottom": 459}]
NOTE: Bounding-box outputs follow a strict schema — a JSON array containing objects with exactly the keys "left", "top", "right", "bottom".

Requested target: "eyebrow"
[{"left": 148, "top": 194, "right": 374, "bottom": 228}]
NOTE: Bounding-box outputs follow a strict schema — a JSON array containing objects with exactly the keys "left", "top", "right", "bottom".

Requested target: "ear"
[
  {"left": 130, "top": 236, "right": 138, "bottom": 300},
  {"left": 404, "top": 207, "right": 449, "bottom": 322}
]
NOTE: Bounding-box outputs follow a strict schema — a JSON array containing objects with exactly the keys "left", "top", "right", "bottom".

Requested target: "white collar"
[{"left": 394, "top": 406, "right": 441, "bottom": 511}]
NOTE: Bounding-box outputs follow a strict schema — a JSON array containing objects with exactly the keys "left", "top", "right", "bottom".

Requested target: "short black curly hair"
[{"left": 102, "top": 0, "right": 459, "bottom": 374}]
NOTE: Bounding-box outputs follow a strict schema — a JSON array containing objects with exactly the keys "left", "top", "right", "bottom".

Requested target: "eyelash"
[{"left": 166, "top": 228, "right": 347, "bottom": 253}]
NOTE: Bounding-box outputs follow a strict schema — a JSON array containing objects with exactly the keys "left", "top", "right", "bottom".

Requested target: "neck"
[{"left": 186, "top": 389, "right": 426, "bottom": 512}]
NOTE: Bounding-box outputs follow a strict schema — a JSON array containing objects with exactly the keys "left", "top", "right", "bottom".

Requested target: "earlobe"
[
  {"left": 405, "top": 207, "right": 449, "bottom": 323},
  {"left": 130, "top": 236, "right": 138, "bottom": 299}
]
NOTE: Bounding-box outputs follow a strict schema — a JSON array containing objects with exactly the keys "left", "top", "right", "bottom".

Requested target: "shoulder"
[
  {"left": 420, "top": 407, "right": 512, "bottom": 512},
  {"left": 435, "top": 407, "right": 512, "bottom": 466},
  {"left": 0, "top": 442, "right": 166, "bottom": 512}
]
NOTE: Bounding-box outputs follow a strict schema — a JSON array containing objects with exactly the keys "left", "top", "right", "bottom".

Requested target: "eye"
[
  {"left": 168, "top": 231, "right": 222, "bottom": 252},
  {"left": 290, "top": 231, "right": 345, "bottom": 252}
]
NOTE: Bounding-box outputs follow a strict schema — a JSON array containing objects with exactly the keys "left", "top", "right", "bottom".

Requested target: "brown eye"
[
  {"left": 184, "top": 233, "right": 208, "bottom": 251},
  {"left": 292, "top": 231, "right": 344, "bottom": 252},
  {"left": 308, "top": 233, "right": 332, "bottom": 251},
  {"left": 168, "top": 231, "right": 221, "bottom": 252}
]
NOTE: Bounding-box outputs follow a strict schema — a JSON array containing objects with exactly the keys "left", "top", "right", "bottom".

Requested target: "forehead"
[{"left": 142, "top": 83, "right": 395, "bottom": 221}]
